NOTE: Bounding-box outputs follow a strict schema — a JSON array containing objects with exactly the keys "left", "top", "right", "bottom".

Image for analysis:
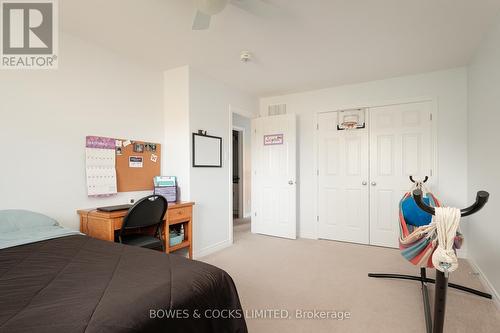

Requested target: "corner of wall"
[
  {"left": 163, "top": 65, "right": 191, "bottom": 200},
  {"left": 194, "top": 239, "right": 233, "bottom": 259},
  {"left": 467, "top": 256, "right": 500, "bottom": 310}
]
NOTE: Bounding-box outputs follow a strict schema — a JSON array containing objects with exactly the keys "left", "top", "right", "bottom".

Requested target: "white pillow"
[{"left": 0, "top": 210, "right": 59, "bottom": 233}]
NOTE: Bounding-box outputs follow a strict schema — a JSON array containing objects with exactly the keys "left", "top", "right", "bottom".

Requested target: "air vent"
[{"left": 268, "top": 104, "right": 287, "bottom": 116}]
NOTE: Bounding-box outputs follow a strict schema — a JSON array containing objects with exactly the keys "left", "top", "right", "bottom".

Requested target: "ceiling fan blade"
[
  {"left": 192, "top": 10, "right": 211, "bottom": 30},
  {"left": 230, "top": 0, "right": 278, "bottom": 18}
]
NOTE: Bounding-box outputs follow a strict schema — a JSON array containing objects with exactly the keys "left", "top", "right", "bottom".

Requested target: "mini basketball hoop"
[
  {"left": 340, "top": 117, "right": 359, "bottom": 130},
  {"left": 337, "top": 110, "right": 366, "bottom": 130}
]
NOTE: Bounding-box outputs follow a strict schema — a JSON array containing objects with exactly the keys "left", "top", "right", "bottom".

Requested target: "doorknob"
[
  {"left": 288, "top": 180, "right": 294, "bottom": 185},
  {"left": 362, "top": 181, "right": 367, "bottom": 185},
  {"left": 371, "top": 181, "right": 377, "bottom": 186}
]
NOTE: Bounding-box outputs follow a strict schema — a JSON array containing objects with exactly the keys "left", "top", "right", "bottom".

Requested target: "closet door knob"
[
  {"left": 362, "top": 181, "right": 367, "bottom": 185},
  {"left": 371, "top": 182, "right": 377, "bottom": 186}
]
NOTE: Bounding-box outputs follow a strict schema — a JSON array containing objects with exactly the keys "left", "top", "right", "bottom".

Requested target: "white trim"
[
  {"left": 313, "top": 97, "right": 439, "bottom": 240},
  {"left": 194, "top": 239, "right": 233, "bottom": 259},
  {"left": 251, "top": 118, "right": 258, "bottom": 234},
  {"left": 227, "top": 105, "right": 234, "bottom": 246},
  {"left": 228, "top": 105, "right": 252, "bottom": 244},
  {"left": 429, "top": 98, "right": 440, "bottom": 204},
  {"left": 231, "top": 105, "right": 255, "bottom": 119},
  {"left": 312, "top": 112, "right": 320, "bottom": 240},
  {"left": 467, "top": 257, "right": 500, "bottom": 310},
  {"left": 314, "top": 96, "right": 435, "bottom": 114}
]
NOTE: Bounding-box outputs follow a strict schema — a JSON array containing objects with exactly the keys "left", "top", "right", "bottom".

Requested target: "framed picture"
[{"left": 192, "top": 133, "right": 222, "bottom": 167}]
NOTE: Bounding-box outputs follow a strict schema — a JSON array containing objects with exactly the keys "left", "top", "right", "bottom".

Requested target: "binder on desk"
[
  {"left": 154, "top": 176, "right": 178, "bottom": 203},
  {"left": 154, "top": 176, "right": 176, "bottom": 187}
]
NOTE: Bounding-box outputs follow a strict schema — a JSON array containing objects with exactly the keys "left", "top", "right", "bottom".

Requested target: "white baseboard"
[
  {"left": 299, "top": 231, "right": 317, "bottom": 240},
  {"left": 467, "top": 257, "right": 500, "bottom": 310},
  {"left": 194, "top": 239, "right": 232, "bottom": 259}
]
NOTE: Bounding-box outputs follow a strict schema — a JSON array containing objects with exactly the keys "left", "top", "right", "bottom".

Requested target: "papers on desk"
[
  {"left": 154, "top": 176, "right": 176, "bottom": 187},
  {"left": 86, "top": 136, "right": 117, "bottom": 196}
]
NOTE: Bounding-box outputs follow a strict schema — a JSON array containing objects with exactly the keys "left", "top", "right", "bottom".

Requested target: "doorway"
[
  {"left": 233, "top": 129, "right": 243, "bottom": 218},
  {"left": 232, "top": 112, "right": 252, "bottom": 240}
]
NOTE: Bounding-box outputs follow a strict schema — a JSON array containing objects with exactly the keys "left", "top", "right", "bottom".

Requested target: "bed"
[{"left": 0, "top": 210, "right": 247, "bottom": 333}]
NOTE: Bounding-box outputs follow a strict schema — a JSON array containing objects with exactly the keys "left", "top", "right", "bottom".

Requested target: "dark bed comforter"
[{"left": 0, "top": 235, "right": 247, "bottom": 333}]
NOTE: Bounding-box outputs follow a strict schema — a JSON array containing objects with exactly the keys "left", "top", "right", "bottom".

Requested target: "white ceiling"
[{"left": 61, "top": 0, "right": 500, "bottom": 97}]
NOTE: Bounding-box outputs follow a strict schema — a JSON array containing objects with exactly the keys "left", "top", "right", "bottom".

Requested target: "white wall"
[
  {"left": 467, "top": 16, "right": 500, "bottom": 299},
  {"left": 232, "top": 112, "right": 252, "bottom": 217},
  {"left": 260, "top": 68, "right": 468, "bottom": 240},
  {"left": 0, "top": 33, "right": 258, "bottom": 260},
  {"left": 0, "top": 33, "right": 163, "bottom": 230},
  {"left": 163, "top": 66, "right": 191, "bottom": 200},
  {"left": 188, "top": 69, "right": 257, "bottom": 257},
  {"left": 162, "top": 67, "right": 258, "bottom": 257}
]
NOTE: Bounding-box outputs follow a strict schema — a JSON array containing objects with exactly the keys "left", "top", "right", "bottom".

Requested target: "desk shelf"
[{"left": 169, "top": 240, "right": 190, "bottom": 252}]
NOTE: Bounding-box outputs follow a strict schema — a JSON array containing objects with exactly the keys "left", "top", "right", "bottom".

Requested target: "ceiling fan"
[{"left": 192, "top": 0, "right": 271, "bottom": 30}]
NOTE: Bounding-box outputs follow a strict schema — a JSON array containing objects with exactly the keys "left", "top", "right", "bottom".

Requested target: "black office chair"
[{"left": 118, "top": 195, "right": 167, "bottom": 251}]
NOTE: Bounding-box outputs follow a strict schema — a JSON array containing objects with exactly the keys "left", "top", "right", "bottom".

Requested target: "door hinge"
[
  {"left": 316, "top": 215, "right": 319, "bottom": 222},
  {"left": 430, "top": 113, "right": 433, "bottom": 121},
  {"left": 254, "top": 212, "right": 257, "bottom": 217},
  {"left": 316, "top": 123, "right": 319, "bottom": 130}
]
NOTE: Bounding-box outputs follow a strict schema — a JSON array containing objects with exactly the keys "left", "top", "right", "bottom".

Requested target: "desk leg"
[
  {"left": 79, "top": 215, "right": 87, "bottom": 234},
  {"left": 187, "top": 218, "right": 193, "bottom": 259},
  {"left": 164, "top": 222, "right": 170, "bottom": 254}
]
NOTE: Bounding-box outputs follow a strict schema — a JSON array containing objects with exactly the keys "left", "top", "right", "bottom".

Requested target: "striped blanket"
[{"left": 399, "top": 192, "right": 463, "bottom": 268}]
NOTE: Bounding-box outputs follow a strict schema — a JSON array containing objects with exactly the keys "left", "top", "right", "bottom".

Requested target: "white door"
[
  {"left": 369, "top": 102, "right": 433, "bottom": 247},
  {"left": 318, "top": 112, "right": 370, "bottom": 244},
  {"left": 252, "top": 114, "right": 297, "bottom": 239}
]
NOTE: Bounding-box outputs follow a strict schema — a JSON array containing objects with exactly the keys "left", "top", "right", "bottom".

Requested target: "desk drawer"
[{"left": 167, "top": 206, "right": 191, "bottom": 222}]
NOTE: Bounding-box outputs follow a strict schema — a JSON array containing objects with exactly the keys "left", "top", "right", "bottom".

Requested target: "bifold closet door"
[
  {"left": 318, "top": 112, "right": 369, "bottom": 244},
  {"left": 369, "top": 102, "right": 433, "bottom": 248}
]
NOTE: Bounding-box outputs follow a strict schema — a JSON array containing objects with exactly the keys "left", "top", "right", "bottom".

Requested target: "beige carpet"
[{"left": 201, "top": 219, "right": 500, "bottom": 333}]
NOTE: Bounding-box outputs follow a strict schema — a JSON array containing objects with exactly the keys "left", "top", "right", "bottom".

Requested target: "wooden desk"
[{"left": 77, "top": 202, "right": 194, "bottom": 258}]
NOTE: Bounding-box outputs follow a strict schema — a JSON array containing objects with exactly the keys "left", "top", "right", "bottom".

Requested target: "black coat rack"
[{"left": 368, "top": 176, "right": 491, "bottom": 333}]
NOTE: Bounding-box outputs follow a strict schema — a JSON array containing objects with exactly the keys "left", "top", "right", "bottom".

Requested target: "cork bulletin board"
[
  {"left": 85, "top": 136, "right": 161, "bottom": 193},
  {"left": 115, "top": 139, "right": 161, "bottom": 192}
]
